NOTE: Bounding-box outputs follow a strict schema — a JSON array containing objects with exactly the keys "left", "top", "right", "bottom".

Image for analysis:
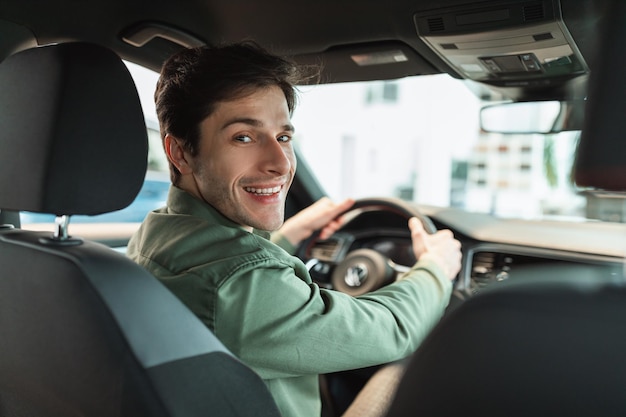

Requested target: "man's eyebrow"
[{"left": 221, "top": 117, "right": 295, "bottom": 133}]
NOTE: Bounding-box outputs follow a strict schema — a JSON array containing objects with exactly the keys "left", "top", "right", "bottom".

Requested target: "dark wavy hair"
[{"left": 155, "top": 40, "right": 315, "bottom": 184}]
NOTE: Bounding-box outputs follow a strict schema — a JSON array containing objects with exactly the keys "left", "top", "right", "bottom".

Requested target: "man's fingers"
[
  {"left": 325, "top": 198, "right": 354, "bottom": 225},
  {"left": 319, "top": 219, "right": 342, "bottom": 240},
  {"left": 408, "top": 217, "right": 423, "bottom": 231},
  {"left": 409, "top": 217, "right": 428, "bottom": 256},
  {"left": 340, "top": 197, "right": 356, "bottom": 210}
]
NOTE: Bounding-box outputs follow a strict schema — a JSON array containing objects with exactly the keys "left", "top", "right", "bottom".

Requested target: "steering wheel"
[{"left": 297, "top": 197, "right": 437, "bottom": 296}]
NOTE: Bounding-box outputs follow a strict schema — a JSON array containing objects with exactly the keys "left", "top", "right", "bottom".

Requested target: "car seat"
[
  {"left": 386, "top": 265, "right": 626, "bottom": 416},
  {"left": 0, "top": 42, "right": 281, "bottom": 417}
]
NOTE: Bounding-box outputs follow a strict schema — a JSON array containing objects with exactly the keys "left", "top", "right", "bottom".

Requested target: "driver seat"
[{"left": 0, "top": 42, "right": 280, "bottom": 417}]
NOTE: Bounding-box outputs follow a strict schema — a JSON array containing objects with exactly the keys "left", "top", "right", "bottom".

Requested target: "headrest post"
[
  {"left": 38, "top": 214, "right": 82, "bottom": 246},
  {"left": 54, "top": 215, "right": 70, "bottom": 240}
]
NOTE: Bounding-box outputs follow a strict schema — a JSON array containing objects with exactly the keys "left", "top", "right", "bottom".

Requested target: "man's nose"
[{"left": 261, "top": 138, "right": 292, "bottom": 174}]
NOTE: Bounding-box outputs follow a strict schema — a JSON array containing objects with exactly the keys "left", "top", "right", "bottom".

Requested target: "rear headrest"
[
  {"left": 0, "top": 42, "right": 148, "bottom": 215},
  {"left": 573, "top": 0, "right": 626, "bottom": 191}
]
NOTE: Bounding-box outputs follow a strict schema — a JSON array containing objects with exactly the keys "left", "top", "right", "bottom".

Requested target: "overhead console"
[{"left": 414, "top": 0, "right": 588, "bottom": 88}]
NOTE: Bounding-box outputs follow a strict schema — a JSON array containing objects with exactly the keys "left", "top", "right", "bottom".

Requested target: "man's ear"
[{"left": 164, "top": 134, "right": 193, "bottom": 175}]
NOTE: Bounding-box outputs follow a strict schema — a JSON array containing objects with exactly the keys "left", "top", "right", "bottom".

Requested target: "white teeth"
[{"left": 244, "top": 185, "right": 281, "bottom": 195}]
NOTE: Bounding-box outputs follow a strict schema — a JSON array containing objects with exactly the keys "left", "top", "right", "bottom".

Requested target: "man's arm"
[
  {"left": 274, "top": 197, "right": 355, "bottom": 248},
  {"left": 214, "top": 255, "right": 452, "bottom": 379}
]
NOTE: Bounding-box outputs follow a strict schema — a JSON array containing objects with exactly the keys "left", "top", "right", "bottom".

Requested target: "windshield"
[
  {"left": 19, "top": 65, "right": 623, "bottom": 226},
  {"left": 291, "top": 75, "right": 620, "bottom": 223}
]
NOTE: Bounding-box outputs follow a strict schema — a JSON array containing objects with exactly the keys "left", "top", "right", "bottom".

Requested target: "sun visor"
[
  {"left": 292, "top": 41, "right": 439, "bottom": 84},
  {"left": 573, "top": 0, "right": 626, "bottom": 193}
]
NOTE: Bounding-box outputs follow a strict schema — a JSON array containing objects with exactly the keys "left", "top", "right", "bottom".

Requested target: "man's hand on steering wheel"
[
  {"left": 279, "top": 197, "right": 355, "bottom": 246},
  {"left": 290, "top": 196, "right": 462, "bottom": 295},
  {"left": 406, "top": 217, "right": 462, "bottom": 280}
]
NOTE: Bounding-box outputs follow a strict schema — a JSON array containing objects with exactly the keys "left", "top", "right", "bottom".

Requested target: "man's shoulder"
[{"left": 127, "top": 210, "right": 296, "bottom": 279}]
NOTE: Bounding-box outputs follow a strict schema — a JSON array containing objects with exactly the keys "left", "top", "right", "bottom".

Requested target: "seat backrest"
[
  {"left": 0, "top": 42, "right": 280, "bottom": 417},
  {"left": 386, "top": 267, "right": 626, "bottom": 416}
]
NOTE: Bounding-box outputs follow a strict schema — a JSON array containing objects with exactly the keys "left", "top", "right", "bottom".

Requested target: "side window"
[
  {"left": 147, "top": 120, "right": 167, "bottom": 172},
  {"left": 20, "top": 61, "right": 169, "bottom": 227}
]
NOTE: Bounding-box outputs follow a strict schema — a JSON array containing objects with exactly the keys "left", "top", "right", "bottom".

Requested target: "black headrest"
[
  {"left": 0, "top": 42, "right": 148, "bottom": 215},
  {"left": 573, "top": 0, "right": 626, "bottom": 191},
  {"left": 388, "top": 264, "right": 626, "bottom": 416}
]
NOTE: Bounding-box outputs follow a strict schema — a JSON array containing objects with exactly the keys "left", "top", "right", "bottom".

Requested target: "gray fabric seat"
[
  {"left": 0, "top": 42, "right": 280, "bottom": 417},
  {"left": 386, "top": 268, "right": 626, "bottom": 416}
]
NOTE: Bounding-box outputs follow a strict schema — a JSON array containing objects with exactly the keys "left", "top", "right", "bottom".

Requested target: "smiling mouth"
[{"left": 244, "top": 185, "right": 282, "bottom": 196}]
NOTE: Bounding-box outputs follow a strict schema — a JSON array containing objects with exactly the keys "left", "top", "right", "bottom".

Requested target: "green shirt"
[{"left": 127, "top": 186, "right": 452, "bottom": 417}]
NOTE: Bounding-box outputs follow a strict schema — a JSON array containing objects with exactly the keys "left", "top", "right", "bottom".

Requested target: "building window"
[{"left": 365, "top": 81, "right": 399, "bottom": 104}]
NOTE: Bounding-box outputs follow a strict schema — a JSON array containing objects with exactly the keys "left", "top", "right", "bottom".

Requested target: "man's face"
[{"left": 187, "top": 85, "right": 296, "bottom": 232}]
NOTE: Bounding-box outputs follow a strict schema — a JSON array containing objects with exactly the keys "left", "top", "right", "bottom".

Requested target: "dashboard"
[{"left": 302, "top": 202, "right": 626, "bottom": 303}]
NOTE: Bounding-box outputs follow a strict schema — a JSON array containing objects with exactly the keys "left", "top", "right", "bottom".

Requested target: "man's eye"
[
  {"left": 235, "top": 135, "right": 252, "bottom": 143},
  {"left": 277, "top": 135, "right": 291, "bottom": 143}
]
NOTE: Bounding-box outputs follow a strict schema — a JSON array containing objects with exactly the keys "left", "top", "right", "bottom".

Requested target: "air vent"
[
  {"left": 472, "top": 252, "right": 496, "bottom": 278},
  {"left": 533, "top": 32, "right": 554, "bottom": 41},
  {"left": 523, "top": 2, "right": 545, "bottom": 22},
  {"left": 311, "top": 239, "right": 341, "bottom": 261},
  {"left": 470, "top": 251, "right": 513, "bottom": 291},
  {"left": 427, "top": 17, "right": 446, "bottom": 32},
  {"left": 440, "top": 43, "right": 458, "bottom": 50}
]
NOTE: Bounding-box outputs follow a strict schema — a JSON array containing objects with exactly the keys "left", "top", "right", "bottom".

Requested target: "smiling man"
[
  {"left": 165, "top": 85, "right": 295, "bottom": 233},
  {"left": 127, "top": 41, "right": 461, "bottom": 417}
]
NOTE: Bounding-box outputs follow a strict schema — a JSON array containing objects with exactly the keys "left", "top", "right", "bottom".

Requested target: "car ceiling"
[{"left": 0, "top": 0, "right": 610, "bottom": 102}]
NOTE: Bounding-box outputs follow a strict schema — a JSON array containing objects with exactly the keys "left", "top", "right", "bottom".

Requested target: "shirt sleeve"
[{"left": 214, "top": 256, "right": 452, "bottom": 380}]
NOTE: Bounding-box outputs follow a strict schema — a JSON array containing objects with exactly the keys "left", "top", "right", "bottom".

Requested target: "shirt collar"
[{"left": 166, "top": 185, "right": 271, "bottom": 239}]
